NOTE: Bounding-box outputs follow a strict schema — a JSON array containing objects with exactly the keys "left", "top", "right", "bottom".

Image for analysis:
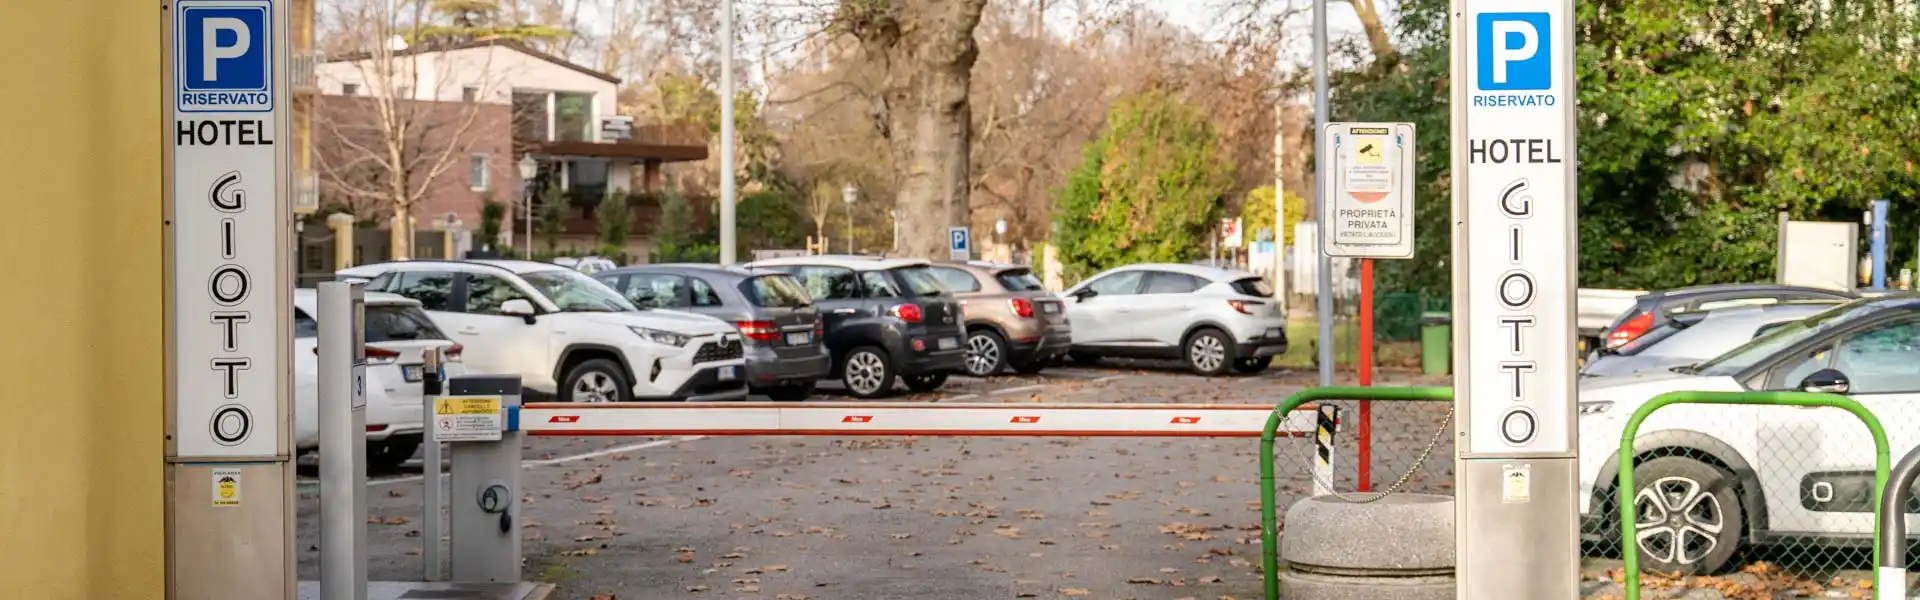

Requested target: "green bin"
[{"left": 1420, "top": 311, "right": 1452, "bottom": 375}]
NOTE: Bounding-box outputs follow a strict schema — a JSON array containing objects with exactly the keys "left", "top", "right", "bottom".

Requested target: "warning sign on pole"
[
  {"left": 435, "top": 396, "right": 503, "bottom": 442},
  {"left": 1320, "top": 122, "right": 1417, "bottom": 259}
]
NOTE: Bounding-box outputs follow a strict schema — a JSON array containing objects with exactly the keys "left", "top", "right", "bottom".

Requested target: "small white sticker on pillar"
[{"left": 1501, "top": 464, "right": 1531, "bottom": 503}]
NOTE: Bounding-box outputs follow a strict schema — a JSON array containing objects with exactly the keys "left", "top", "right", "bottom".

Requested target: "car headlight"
[
  {"left": 630, "top": 326, "right": 690, "bottom": 347},
  {"left": 1577, "top": 401, "right": 1614, "bottom": 416}
]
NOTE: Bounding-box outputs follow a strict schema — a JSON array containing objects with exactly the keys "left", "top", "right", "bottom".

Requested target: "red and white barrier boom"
[{"left": 522, "top": 401, "right": 1322, "bottom": 438}]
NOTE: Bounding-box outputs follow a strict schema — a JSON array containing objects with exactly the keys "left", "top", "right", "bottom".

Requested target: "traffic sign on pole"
[
  {"left": 1320, "top": 122, "right": 1416, "bottom": 259},
  {"left": 948, "top": 226, "right": 971, "bottom": 261},
  {"left": 1451, "top": 0, "right": 1580, "bottom": 596}
]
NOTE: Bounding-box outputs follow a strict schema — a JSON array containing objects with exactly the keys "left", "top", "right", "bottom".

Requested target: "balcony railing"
[
  {"left": 293, "top": 170, "right": 319, "bottom": 215},
  {"left": 292, "top": 51, "right": 324, "bottom": 92}
]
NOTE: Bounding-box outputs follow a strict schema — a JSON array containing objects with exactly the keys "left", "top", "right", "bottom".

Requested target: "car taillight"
[
  {"left": 1607, "top": 312, "right": 1654, "bottom": 349},
  {"left": 815, "top": 321, "right": 825, "bottom": 337},
  {"left": 736, "top": 320, "right": 780, "bottom": 343},
  {"left": 312, "top": 345, "right": 403, "bottom": 364},
  {"left": 891, "top": 303, "right": 924, "bottom": 323},
  {"left": 443, "top": 344, "right": 463, "bottom": 363},
  {"left": 1228, "top": 299, "right": 1264, "bottom": 315},
  {"left": 1009, "top": 298, "right": 1034, "bottom": 318}
]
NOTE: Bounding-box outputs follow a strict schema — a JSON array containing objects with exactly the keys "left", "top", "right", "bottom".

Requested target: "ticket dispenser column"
[
  {"left": 444, "top": 375, "right": 525, "bottom": 583},
  {"left": 317, "top": 281, "right": 369, "bottom": 600}
]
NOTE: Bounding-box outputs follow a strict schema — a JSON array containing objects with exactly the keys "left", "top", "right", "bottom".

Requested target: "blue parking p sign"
[
  {"left": 177, "top": 0, "right": 274, "bottom": 113},
  {"left": 948, "top": 227, "right": 970, "bottom": 261}
]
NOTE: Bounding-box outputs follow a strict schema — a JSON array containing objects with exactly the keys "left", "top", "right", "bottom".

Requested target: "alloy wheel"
[
  {"left": 572, "top": 371, "right": 620, "bottom": 403},
  {"left": 1633, "top": 476, "right": 1726, "bottom": 566},
  {"left": 846, "top": 351, "right": 886, "bottom": 395},
  {"left": 1189, "top": 335, "right": 1227, "bottom": 373},
  {"left": 965, "top": 334, "right": 1001, "bottom": 375}
]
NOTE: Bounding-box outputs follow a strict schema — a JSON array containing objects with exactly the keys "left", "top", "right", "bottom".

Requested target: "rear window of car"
[
  {"left": 741, "top": 274, "right": 813, "bottom": 308},
  {"left": 995, "top": 269, "right": 1045, "bottom": 291},
  {"left": 1231, "top": 277, "right": 1274, "bottom": 297},
  {"left": 891, "top": 266, "right": 949, "bottom": 297},
  {"left": 364, "top": 304, "right": 449, "bottom": 343}
]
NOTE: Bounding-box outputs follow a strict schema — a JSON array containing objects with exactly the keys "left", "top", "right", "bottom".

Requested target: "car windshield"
[
  {"left": 1694, "top": 298, "right": 1883, "bottom": 376},
  {"left": 995, "top": 269, "right": 1046, "bottom": 291},
  {"left": 519, "top": 270, "right": 637, "bottom": 312},
  {"left": 892, "top": 266, "right": 947, "bottom": 296}
]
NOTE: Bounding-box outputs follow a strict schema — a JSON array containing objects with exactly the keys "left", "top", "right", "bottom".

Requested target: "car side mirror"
[
  {"left": 1799, "top": 368, "right": 1850, "bottom": 394},
  {"left": 1071, "top": 289, "right": 1096, "bottom": 302},
  {"left": 501, "top": 299, "right": 538, "bottom": 324}
]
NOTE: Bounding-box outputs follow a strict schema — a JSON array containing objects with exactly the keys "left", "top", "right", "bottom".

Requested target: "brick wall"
[{"left": 312, "top": 95, "right": 515, "bottom": 228}]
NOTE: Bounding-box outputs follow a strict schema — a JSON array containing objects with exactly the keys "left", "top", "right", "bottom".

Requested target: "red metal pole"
[{"left": 1357, "top": 258, "right": 1375, "bottom": 492}]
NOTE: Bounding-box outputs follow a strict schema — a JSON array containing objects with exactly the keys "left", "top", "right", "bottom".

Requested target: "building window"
[
  {"left": 341, "top": 83, "right": 359, "bottom": 95},
  {"left": 469, "top": 154, "right": 491, "bottom": 191},
  {"left": 462, "top": 86, "right": 479, "bottom": 102}
]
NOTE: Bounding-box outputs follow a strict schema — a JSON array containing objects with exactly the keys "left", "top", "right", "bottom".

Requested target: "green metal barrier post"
[
  {"left": 1617, "top": 391, "right": 1890, "bottom": 600},
  {"left": 1260, "top": 386, "right": 1453, "bottom": 600}
]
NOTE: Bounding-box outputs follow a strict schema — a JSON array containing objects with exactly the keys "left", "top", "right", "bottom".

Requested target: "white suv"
[
  {"left": 337, "top": 260, "right": 748, "bottom": 402},
  {"left": 293, "top": 289, "right": 467, "bottom": 470},
  {"left": 1061, "top": 264, "right": 1288, "bottom": 375}
]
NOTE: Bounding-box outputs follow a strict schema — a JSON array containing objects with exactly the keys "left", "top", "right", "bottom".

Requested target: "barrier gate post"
[
  {"left": 444, "top": 375, "right": 524, "bottom": 583},
  {"left": 1876, "top": 444, "right": 1920, "bottom": 597},
  {"left": 317, "top": 281, "right": 369, "bottom": 600}
]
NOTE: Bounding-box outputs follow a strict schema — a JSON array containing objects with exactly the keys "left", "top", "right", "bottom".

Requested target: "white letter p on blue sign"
[{"left": 202, "top": 17, "right": 252, "bottom": 81}]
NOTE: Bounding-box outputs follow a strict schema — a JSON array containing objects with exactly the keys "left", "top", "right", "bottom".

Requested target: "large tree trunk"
[
  {"left": 1346, "top": 0, "right": 1397, "bottom": 63},
  {"left": 849, "top": 0, "right": 990, "bottom": 259}
]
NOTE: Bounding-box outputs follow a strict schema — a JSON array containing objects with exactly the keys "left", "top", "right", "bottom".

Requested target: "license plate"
[
  {"left": 937, "top": 337, "right": 959, "bottom": 350},
  {"left": 1041, "top": 303, "right": 1059, "bottom": 314},
  {"left": 401, "top": 365, "right": 424, "bottom": 382},
  {"left": 786, "top": 331, "right": 811, "bottom": 345},
  {"left": 718, "top": 366, "right": 737, "bottom": 381}
]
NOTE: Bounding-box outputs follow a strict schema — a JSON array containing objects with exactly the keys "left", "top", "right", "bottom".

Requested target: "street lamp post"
[
  {"left": 842, "top": 184, "right": 857, "bottom": 255},
  {"left": 517, "top": 155, "right": 537, "bottom": 259}
]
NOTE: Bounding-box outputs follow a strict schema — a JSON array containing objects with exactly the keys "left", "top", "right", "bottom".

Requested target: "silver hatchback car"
[{"left": 593, "top": 264, "right": 831, "bottom": 400}]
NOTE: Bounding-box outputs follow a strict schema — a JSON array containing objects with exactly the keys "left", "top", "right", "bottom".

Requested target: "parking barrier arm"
[
  {"left": 1261, "top": 386, "right": 1453, "bottom": 600},
  {"left": 1617, "top": 391, "right": 1889, "bottom": 600},
  {"left": 1875, "top": 443, "right": 1920, "bottom": 597}
]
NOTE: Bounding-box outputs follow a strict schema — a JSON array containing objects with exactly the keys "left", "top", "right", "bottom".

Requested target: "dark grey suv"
[
  {"left": 746, "top": 255, "right": 968, "bottom": 398},
  {"left": 593, "top": 264, "right": 831, "bottom": 401}
]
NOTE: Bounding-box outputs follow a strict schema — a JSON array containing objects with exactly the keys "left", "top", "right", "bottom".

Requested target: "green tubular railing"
[
  {"left": 1617, "top": 391, "right": 1890, "bottom": 600},
  {"left": 1260, "top": 386, "right": 1454, "bottom": 600}
]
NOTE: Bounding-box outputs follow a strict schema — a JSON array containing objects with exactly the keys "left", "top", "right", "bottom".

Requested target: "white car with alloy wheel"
[
  {"left": 1578, "top": 295, "right": 1920, "bottom": 575},
  {"left": 337, "top": 260, "right": 747, "bottom": 402},
  {"left": 1060, "top": 264, "right": 1287, "bottom": 375}
]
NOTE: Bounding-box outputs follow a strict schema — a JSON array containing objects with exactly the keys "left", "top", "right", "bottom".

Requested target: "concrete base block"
[
  {"left": 1280, "top": 570, "right": 1455, "bottom": 600},
  {"left": 1282, "top": 493, "right": 1456, "bottom": 572}
]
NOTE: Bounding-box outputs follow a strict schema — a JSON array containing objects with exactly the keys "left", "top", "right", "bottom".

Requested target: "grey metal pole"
[
  {"left": 1877, "top": 446, "right": 1920, "bottom": 596},
  {"left": 1313, "top": 0, "right": 1334, "bottom": 386},
  {"left": 318, "top": 282, "right": 368, "bottom": 600},
  {"left": 420, "top": 348, "right": 444, "bottom": 581},
  {"left": 717, "top": 0, "right": 738, "bottom": 264}
]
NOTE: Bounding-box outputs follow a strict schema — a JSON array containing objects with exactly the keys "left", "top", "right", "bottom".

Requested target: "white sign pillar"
[
  {"left": 1450, "top": 0, "right": 1580, "bottom": 596},
  {"left": 165, "top": 0, "right": 295, "bottom": 598}
]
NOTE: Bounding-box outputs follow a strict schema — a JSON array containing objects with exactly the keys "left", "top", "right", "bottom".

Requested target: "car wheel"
[
  {"left": 366, "top": 438, "right": 419, "bottom": 472},
  {"left": 1232, "top": 356, "right": 1273, "bottom": 374},
  {"left": 1184, "top": 328, "right": 1238, "bottom": 376},
  {"left": 904, "top": 373, "right": 949, "bottom": 393},
  {"left": 964, "top": 329, "right": 1009, "bottom": 377},
  {"left": 561, "top": 359, "right": 633, "bottom": 403},
  {"left": 841, "top": 346, "right": 896, "bottom": 399},
  {"left": 1628, "top": 457, "right": 1744, "bottom": 576},
  {"left": 761, "top": 381, "right": 814, "bottom": 402}
]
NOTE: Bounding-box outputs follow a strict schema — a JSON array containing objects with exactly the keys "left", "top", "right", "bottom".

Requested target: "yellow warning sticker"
[
  {"left": 212, "top": 467, "right": 242, "bottom": 508},
  {"left": 1354, "top": 136, "right": 1385, "bottom": 165},
  {"left": 1501, "top": 464, "right": 1531, "bottom": 504},
  {"left": 437, "top": 396, "right": 501, "bottom": 416}
]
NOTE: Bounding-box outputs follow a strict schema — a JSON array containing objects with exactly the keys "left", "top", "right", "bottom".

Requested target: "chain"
[{"left": 1312, "top": 404, "right": 1456, "bottom": 504}]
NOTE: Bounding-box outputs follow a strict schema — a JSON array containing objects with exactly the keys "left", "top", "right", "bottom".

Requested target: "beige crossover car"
[{"left": 924, "top": 261, "right": 1073, "bottom": 376}]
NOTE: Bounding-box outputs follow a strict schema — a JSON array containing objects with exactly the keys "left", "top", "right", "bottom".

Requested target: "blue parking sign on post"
[
  {"left": 948, "top": 227, "right": 970, "bottom": 261},
  {"left": 177, "top": 0, "right": 273, "bottom": 113}
]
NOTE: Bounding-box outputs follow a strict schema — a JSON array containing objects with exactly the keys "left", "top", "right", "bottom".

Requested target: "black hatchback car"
[
  {"left": 745, "top": 255, "right": 967, "bottom": 398},
  {"left": 592, "top": 264, "right": 831, "bottom": 401}
]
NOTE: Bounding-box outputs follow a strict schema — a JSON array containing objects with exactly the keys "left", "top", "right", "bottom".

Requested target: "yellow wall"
[{"left": 0, "top": 0, "right": 166, "bottom": 598}]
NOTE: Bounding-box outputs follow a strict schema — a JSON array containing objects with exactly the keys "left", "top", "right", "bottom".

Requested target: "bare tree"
[
  {"left": 834, "top": 0, "right": 992, "bottom": 259},
  {"left": 313, "top": 0, "right": 507, "bottom": 259}
]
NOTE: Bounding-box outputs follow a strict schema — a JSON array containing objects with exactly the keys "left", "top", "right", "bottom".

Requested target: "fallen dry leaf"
[
  {"left": 1058, "top": 588, "right": 1090, "bottom": 596},
  {"left": 367, "top": 515, "right": 411, "bottom": 525}
]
